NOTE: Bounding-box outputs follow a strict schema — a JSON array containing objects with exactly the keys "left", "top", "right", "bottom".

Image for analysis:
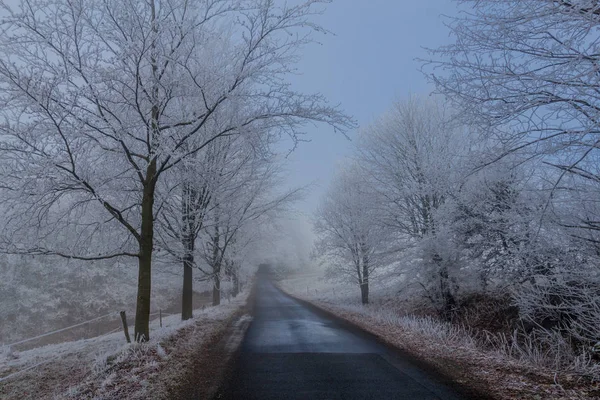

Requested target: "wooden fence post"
[{"left": 120, "top": 311, "right": 131, "bottom": 344}]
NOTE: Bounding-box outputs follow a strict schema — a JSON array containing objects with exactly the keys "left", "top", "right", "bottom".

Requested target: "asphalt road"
[{"left": 217, "top": 276, "right": 474, "bottom": 400}]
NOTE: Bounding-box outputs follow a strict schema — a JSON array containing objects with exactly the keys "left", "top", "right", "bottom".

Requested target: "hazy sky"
[{"left": 282, "top": 0, "right": 458, "bottom": 214}]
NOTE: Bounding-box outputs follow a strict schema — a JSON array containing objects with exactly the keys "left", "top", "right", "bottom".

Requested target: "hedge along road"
[{"left": 216, "top": 272, "right": 484, "bottom": 400}]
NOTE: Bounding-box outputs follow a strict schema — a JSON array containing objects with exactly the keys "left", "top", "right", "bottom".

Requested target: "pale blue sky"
[{"left": 282, "top": 0, "right": 458, "bottom": 213}]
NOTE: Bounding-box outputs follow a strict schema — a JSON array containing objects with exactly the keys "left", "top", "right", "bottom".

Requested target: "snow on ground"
[
  {"left": 0, "top": 288, "right": 251, "bottom": 400},
  {"left": 1, "top": 309, "right": 183, "bottom": 378},
  {"left": 280, "top": 269, "right": 600, "bottom": 400}
]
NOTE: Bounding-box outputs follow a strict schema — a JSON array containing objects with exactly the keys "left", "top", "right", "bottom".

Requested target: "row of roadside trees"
[
  {"left": 314, "top": 0, "right": 600, "bottom": 361},
  {"left": 0, "top": 0, "right": 354, "bottom": 341}
]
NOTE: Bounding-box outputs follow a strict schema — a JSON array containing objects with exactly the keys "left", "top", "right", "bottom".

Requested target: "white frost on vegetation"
[{"left": 0, "top": 288, "right": 249, "bottom": 400}]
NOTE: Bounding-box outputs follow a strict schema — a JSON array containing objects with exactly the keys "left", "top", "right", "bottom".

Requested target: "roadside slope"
[{"left": 0, "top": 289, "right": 252, "bottom": 400}]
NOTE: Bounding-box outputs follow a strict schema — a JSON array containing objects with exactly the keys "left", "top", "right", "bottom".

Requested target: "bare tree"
[
  {"left": 157, "top": 111, "right": 306, "bottom": 313},
  {"left": 155, "top": 139, "right": 222, "bottom": 320},
  {"left": 198, "top": 151, "right": 304, "bottom": 306},
  {"left": 314, "top": 164, "right": 392, "bottom": 304},
  {"left": 355, "top": 97, "right": 462, "bottom": 240},
  {"left": 0, "top": 0, "right": 353, "bottom": 340},
  {"left": 353, "top": 97, "right": 467, "bottom": 316}
]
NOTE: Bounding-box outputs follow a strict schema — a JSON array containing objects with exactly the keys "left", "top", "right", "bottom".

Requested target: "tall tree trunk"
[
  {"left": 213, "top": 273, "right": 221, "bottom": 306},
  {"left": 437, "top": 256, "right": 456, "bottom": 321},
  {"left": 211, "top": 214, "right": 221, "bottom": 306},
  {"left": 134, "top": 160, "right": 157, "bottom": 342},
  {"left": 361, "top": 252, "right": 370, "bottom": 305},
  {"left": 182, "top": 254, "right": 194, "bottom": 320},
  {"left": 359, "top": 242, "right": 370, "bottom": 305},
  {"left": 360, "top": 279, "right": 369, "bottom": 305},
  {"left": 232, "top": 268, "right": 239, "bottom": 298},
  {"left": 134, "top": 0, "right": 160, "bottom": 343},
  {"left": 181, "top": 183, "right": 196, "bottom": 321}
]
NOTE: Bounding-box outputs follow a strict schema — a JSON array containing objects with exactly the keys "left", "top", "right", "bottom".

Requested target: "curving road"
[{"left": 217, "top": 275, "right": 474, "bottom": 400}]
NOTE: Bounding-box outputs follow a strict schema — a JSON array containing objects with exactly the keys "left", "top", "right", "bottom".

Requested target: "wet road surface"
[{"left": 218, "top": 277, "right": 473, "bottom": 400}]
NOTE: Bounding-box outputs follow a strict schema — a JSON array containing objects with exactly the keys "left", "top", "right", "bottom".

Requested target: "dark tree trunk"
[
  {"left": 181, "top": 184, "right": 196, "bottom": 321},
  {"left": 360, "top": 281, "right": 369, "bottom": 305},
  {"left": 135, "top": 3, "right": 160, "bottom": 342},
  {"left": 182, "top": 255, "right": 194, "bottom": 320},
  {"left": 134, "top": 160, "right": 157, "bottom": 342},
  {"left": 213, "top": 274, "right": 221, "bottom": 306},
  {"left": 437, "top": 258, "right": 456, "bottom": 322},
  {"left": 232, "top": 270, "right": 239, "bottom": 297},
  {"left": 360, "top": 242, "right": 370, "bottom": 305},
  {"left": 225, "top": 259, "right": 240, "bottom": 298},
  {"left": 210, "top": 218, "right": 221, "bottom": 306},
  {"left": 360, "top": 264, "right": 369, "bottom": 305}
]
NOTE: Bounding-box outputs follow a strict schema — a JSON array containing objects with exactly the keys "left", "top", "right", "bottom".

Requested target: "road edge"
[{"left": 210, "top": 280, "right": 258, "bottom": 400}]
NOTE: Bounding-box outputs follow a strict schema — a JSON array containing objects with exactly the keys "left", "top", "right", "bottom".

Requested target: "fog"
[{"left": 1, "top": 1, "right": 600, "bottom": 398}]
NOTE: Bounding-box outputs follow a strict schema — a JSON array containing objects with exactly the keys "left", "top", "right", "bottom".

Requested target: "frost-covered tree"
[
  {"left": 424, "top": 0, "right": 600, "bottom": 335},
  {"left": 0, "top": 0, "right": 353, "bottom": 340},
  {"left": 356, "top": 97, "right": 464, "bottom": 240},
  {"left": 314, "top": 164, "right": 392, "bottom": 304},
  {"left": 446, "top": 163, "right": 540, "bottom": 290},
  {"left": 199, "top": 152, "right": 303, "bottom": 305},
  {"left": 156, "top": 138, "right": 225, "bottom": 320},
  {"left": 158, "top": 124, "right": 303, "bottom": 313},
  {"left": 426, "top": 0, "right": 600, "bottom": 238},
  {"left": 354, "top": 97, "right": 468, "bottom": 316}
]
